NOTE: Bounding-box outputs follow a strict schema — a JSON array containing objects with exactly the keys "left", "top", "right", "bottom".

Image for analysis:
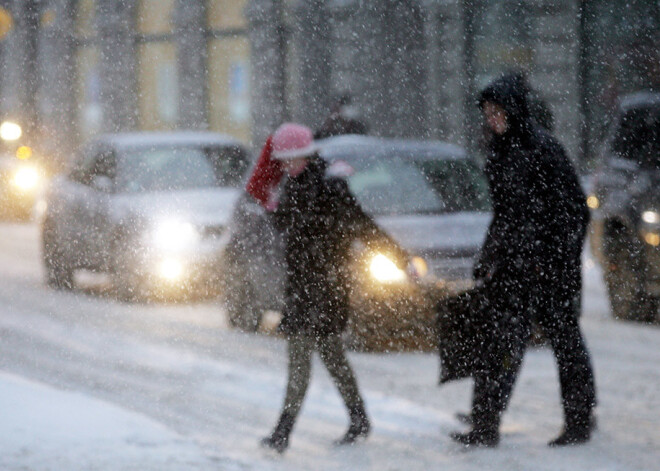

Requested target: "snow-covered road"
[{"left": 0, "top": 221, "right": 659, "bottom": 470}]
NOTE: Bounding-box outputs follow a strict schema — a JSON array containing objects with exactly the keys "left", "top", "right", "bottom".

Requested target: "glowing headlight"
[
  {"left": 12, "top": 166, "right": 40, "bottom": 191},
  {"left": 152, "top": 219, "right": 200, "bottom": 251},
  {"left": 369, "top": 253, "right": 406, "bottom": 283},
  {"left": 157, "top": 257, "right": 184, "bottom": 281},
  {"left": 586, "top": 195, "right": 599, "bottom": 209},
  {"left": 642, "top": 210, "right": 659, "bottom": 224},
  {"left": 0, "top": 121, "right": 22, "bottom": 141},
  {"left": 411, "top": 256, "right": 428, "bottom": 278},
  {"left": 643, "top": 231, "right": 660, "bottom": 247}
]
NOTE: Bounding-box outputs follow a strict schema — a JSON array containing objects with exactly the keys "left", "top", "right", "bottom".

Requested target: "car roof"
[
  {"left": 618, "top": 92, "right": 660, "bottom": 111},
  {"left": 93, "top": 131, "right": 246, "bottom": 150},
  {"left": 316, "top": 134, "right": 468, "bottom": 161}
]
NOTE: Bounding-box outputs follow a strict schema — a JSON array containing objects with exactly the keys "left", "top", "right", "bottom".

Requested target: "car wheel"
[
  {"left": 603, "top": 227, "right": 656, "bottom": 322},
  {"left": 42, "top": 220, "right": 74, "bottom": 290},
  {"left": 223, "top": 262, "right": 262, "bottom": 332}
]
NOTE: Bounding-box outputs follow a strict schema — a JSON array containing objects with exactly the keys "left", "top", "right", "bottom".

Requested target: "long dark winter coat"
[
  {"left": 272, "top": 158, "right": 401, "bottom": 337},
  {"left": 475, "top": 74, "right": 589, "bottom": 298}
]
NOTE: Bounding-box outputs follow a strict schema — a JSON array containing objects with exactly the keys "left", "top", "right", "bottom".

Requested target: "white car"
[{"left": 41, "top": 132, "right": 250, "bottom": 300}]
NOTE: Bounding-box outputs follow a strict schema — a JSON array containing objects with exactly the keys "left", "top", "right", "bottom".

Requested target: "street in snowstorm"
[
  {"left": 0, "top": 1, "right": 659, "bottom": 469},
  {"left": 1, "top": 220, "right": 659, "bottom": 470}
]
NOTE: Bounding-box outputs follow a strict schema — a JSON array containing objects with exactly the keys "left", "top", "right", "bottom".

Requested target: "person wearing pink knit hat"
[{"left": 260, "top": 123, "right": 408, "bottom": 453}]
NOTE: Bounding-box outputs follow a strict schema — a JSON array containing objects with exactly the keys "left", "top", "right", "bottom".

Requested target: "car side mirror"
[{"left": 91, "top": 175, "right": 113, "bottom": 193}]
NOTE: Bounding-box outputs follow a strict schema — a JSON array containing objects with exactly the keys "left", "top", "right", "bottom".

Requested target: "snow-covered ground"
[{"left": 0, "top": 221, "right": 659, "bottom": 470}]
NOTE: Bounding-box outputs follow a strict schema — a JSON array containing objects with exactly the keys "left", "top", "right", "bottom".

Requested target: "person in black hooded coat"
[{"left": 450, "top": 73, "right": 596, "bottom": 447}]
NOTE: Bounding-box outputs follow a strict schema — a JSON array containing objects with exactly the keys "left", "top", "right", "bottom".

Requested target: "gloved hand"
[{"left": 473, "top": 258, "right": 495, "bottom": 282}]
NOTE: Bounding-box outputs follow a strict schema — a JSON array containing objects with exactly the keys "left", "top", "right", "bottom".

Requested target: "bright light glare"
[
  {"left": 0, "top": 121, "right": 22, "bottom": 141},
  {"left": 411, "top": 256, "right": 428, "bottom": 278},
  {"left": 644, "top": 232, "right": 660, "bottom": 247},
  {"left": 157, "top": 258, "right": 184, "bottom": 281},
  {"left": 642, "top": 210, "right": 659, "bottom": 224},
  {"left": 12, "top": 166, "right": 39, "bottom": 190},
  {"left": 152, "top": 219, "right": 199, "bottom": 250},
  {"left": 586, "top": 195, "right": 599, "bottom": 209},
  {"left": 369, "top": 253, "right": 406, "bottom": 283},
  {"left": 16, "top": 145, "right": 32, "bottom": 160}
]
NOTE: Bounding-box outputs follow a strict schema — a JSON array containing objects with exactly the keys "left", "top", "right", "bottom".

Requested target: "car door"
[
  {"left": 83, "top": 147, "right": 117, "bottom": 269},
  {"left": 48, "top": 144, "right": 97, "bottom": 268},
  {"left": 62, "top": 145, "right": 115, "bottom": 269}
]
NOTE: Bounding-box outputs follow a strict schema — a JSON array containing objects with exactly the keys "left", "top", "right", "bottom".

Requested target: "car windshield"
[
  {"left": 332, "top": 154, "right": 489, "bottom": 215},
  {"left": 611, "top": 106, "right": 660, "bottom": 168},
  {"left": 116, "top": 145, "right": 248, "bottom": 193},
  {"left": 413, "top": 159, "right": 491, "bottom": 212}
]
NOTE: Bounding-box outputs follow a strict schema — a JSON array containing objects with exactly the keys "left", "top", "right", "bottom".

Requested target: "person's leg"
[
  {"left": 452, "top": 290, "right": 530, "bottom": 447},
  {"left": 452, "top": 337, "right": 526, "bottom": 446},
  {"left": 262, "top": 333, "right": 314, "bottom": 452},
  {"left": 317, "top": 333, "right": 370, "bottom": 444},
  {"left": 538, "top": 294, "right": 596, "bottom": 446}
]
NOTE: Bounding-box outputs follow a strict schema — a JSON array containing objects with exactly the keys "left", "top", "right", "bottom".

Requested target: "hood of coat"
[{"left": 479, "top": 73, "right": 535, "bottom": 144}]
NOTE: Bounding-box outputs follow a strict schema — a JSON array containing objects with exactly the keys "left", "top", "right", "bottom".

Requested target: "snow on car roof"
[
  {"left": 94, "top": 131, "right": 245, "bottom": 149},
  {"left": 619, "top": 92, "right": 660, "bottom": 111},
  {"left": 316, "top": 134, "right": 468, "bottom": 161}
]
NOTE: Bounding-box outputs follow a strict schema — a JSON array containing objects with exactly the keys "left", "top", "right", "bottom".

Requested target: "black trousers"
[
  {"left": 471, "top": 279, "right": 596, "bottom": 432},
  {"left": 281, "top": 333, "right": 365, "bottom": 421}
]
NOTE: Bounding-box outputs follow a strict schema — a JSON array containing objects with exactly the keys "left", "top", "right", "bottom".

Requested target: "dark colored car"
[
  {"left": 40, "top": 132, "right": 250, "bottom": 300},
  {"left": 589, "top": 92, "right": 660, "bottom": 322},
  {"left": 221, "top": 135, "right": 491, "bottom": 350}
]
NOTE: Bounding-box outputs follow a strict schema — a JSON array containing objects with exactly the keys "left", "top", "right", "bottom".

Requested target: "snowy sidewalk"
[{"left": 0, "top": 371, "right": 215, "bottom": 471}]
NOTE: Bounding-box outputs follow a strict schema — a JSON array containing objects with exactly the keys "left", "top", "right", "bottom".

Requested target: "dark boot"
[
  {"left": 450, "top": 408, "right": 500, "bottom": 448},
  {"left": 548, "top": 414, "right": 596, "bottom": 447},
  {"left": 450, "top": 428, "right": 500, "bottom": 448},
  {"left": 261, "top": 413, "right": 295, "bottom": 453},
  {"left": 455, "top": 412, "right": 473, "bottom": 425},
  {"left": 334, "top": 405, "right": 370, "bottom": 446},
  {"left": 548, "top": 427, "right": 590, "bottom": 447}
]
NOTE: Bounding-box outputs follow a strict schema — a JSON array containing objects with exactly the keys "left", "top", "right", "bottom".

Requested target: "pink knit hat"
[{"left": 271, "top": 123, "right": 318, "bottom": 160}]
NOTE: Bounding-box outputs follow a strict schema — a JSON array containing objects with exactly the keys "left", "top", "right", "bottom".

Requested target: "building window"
[
  {"left": 471, "top": 0, "right": 533, "bottom": 89},
  {"left": 75, "top": 0, "right": 101, "bottom": 138},
  {"left": 136, "top": 0, "right": 177, "bottom": 130},
  {"left": 207, "top": 0, "right": 250, "bottom": 142}
]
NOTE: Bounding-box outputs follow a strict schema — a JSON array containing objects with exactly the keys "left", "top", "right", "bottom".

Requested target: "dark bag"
[{"left": 436, "top": 287, "right": 490, "bottom": 384}]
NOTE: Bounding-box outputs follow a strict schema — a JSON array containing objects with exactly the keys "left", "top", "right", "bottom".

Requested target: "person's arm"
[
  {"left": 327, "top": 177, "right": 409, "bottom": 267},
  {"left": 473, "top": 215, "right": 504, "bottom": 280}
]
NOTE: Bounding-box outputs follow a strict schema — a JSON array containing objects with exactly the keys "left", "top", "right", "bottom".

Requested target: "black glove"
[{"left": 473, "top": 257, "right": 494, "bottom": 282}]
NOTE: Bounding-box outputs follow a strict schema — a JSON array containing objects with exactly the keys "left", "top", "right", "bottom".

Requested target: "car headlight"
[
  {"left": 12, "top": 166, "right": 40, "bottom": 191},
  {"left": 642, "top": 210, "right": 659, "bottom": 224},
  {"left": 643, "top": 231, "right": 660, "bottom": 247},
  {"left": 369, "top": 253, "right": 406, "bottom": 283},
  {"left": 156, "top": 257, "right": 185, "bottom": 281},
  {"left": 151, "top": 219, "right": 200, "bottom": 251}
]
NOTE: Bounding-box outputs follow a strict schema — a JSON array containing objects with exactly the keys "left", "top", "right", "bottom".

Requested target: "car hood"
[
  {"left": 376, "top": 212, "right": 491, "bottom": 257},
  {"left": 110, "top": 187, "right": 242, "bottom": 227}
]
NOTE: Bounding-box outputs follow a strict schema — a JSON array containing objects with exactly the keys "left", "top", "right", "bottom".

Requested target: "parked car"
[
  {"left": 222, "top": 135, "right": 491, "bottom": 350},
  {"left": 588, "top": 92, "right": 660, "bottom": 322},
  {"left": 0, "top": 151, "right": 46, "bottom": 220},
  {"left": 41, "top": 132, "right": 250, "bottom": 300}
]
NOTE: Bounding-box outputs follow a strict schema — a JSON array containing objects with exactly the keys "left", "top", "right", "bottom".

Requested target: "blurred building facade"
[
  {"left": 0, "top": 0, "right": 251, "bottom": 167},
  {"left": 249, "top": 0, "right": 660, "bottom": 165},
  {"left": 0, "top": 0, "right": 657, "bottom": 167}
]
